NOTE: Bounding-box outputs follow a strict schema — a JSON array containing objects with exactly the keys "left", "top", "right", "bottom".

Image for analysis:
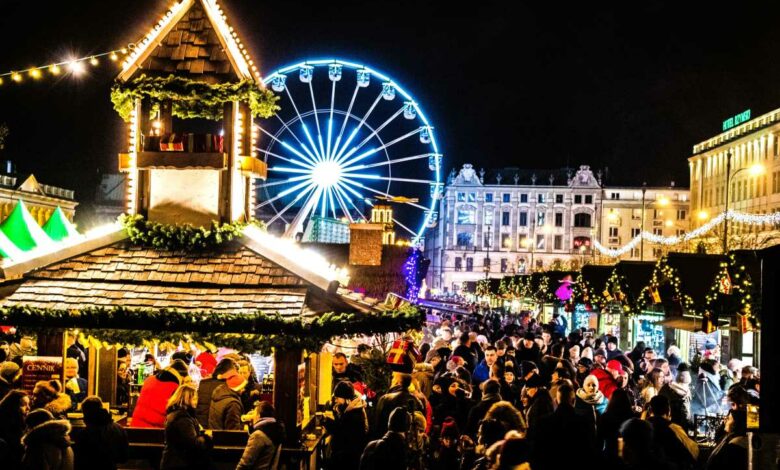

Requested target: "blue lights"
[{"left": 260, "top": 59, "right": 443, "bottom": 244}]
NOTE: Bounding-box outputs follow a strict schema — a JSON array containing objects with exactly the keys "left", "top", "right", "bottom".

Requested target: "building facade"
[
  {"left": 0, "top": 174, "right": 76, "bottom": 225},
  {"left": 425, "top": 164, "right": 691, "bottom": 293},
  {"left": 689, "top": 107, "right": 780, "bottom": 249},
  {"left": 425, "top": 165, "right": 603, "bottom": 293},
  {"left": 600, "top": 186, "right": 690, "bottom": 261}
]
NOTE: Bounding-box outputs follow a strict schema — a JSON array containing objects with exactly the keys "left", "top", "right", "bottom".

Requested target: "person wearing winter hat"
[
  {"left": 208, "top": 368, "right": 246, "bottom": 430},
  {"left": 323, "top": 381, "right": 368, "bottom": 469},
  {"left": 195, "top": 357, "right": 237, "bottom": 427},
  {"left": 131, "top": 360, "right": 188, "bottom": 428},
  {"left": 360, "top": 407, "right": 410, "bottom": 470},
  {"left": 373, "top": 373, "right": 424, "bottom": 438},
  {"left": 465, "top": 379, "right": 502, "bottom": 437},
  {"left": 659, "top": 362, "right": 693, "bottom": 430},
  {"left": 195, "top": 351, "right": 218, "bottom": 379},
  {"left": 0, "top": 361, "right": 21, "bottom": 399},
  {"left": 606, "top": 335, "right": 623, "bottom": 360},
  {"left": 21, "top": 407, "right": 75, "bottom": 470},
  {"left": 574, "top": 374, "right": 608, "bottom": 431},
  {"left": 31, "top": 380, "right": 72, "bottom": 419},
  {"left": 576, "top": 357, "right": 593, "bottom": 386},
  {"left": 593, "top": 348, "right": 608, "bottom": 367},
  {"left": 515, "top": 332, "right": 541, "bottom": 366},
  {"left": 433, "top": 417, "right": 461, "bottom": 470},
  {"left": 73, "top": 396, "right": 129, "bottom": 469},
  {"left": 236, "top": 401, "right": 286, "bottom": 470},
  {"left": 589, "top": 359, "right": 621, "bottom": 400}
]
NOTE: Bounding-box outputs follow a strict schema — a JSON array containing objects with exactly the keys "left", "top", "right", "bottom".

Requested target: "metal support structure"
[
  {"left": 723, "top": 151, "right": 732, "bottom": 253},
  {"left": 640, "top": 183, "right": 647, "bottom": 261}
]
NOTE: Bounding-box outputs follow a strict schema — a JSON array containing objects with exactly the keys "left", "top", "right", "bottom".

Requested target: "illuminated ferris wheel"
[{"left": 256, "top": 59, "right": 442, "bottom": 245}]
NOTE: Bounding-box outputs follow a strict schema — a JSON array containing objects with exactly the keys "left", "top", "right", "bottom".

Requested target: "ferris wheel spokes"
[
  {"left": 331, "top": 90, "right": 384, "bottom": 161},
  {"left": 340, "top": 177, "right": 430, "bottom": 211},
  {"left": 284, "top": 87, "right": 323, "bottom": 162},
  {"left": 335, "top": 106, "right": 406, "bottom": 166},
  {"left": 346, "top": 153, "right": 435, "bottom": 171},
  {"left": 340, "top": 127, "right": 423, "bottom": 169},
  {"left": 331, "top": 82, "right": 361, "bottom": 160},
  {"left": 307, "top": 81, "right": 327, "bottom": 159},
  {"left": 256, "top": 123, "right": 318, "bottom": 167},
  {"left": 272, "top": 114, "right": 320, "bottom": 166}
]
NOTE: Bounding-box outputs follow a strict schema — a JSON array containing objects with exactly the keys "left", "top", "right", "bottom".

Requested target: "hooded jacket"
[
  {"left": 659, "top": 382, "right": 692, "bottom": 429},
  {"left": 207, "top": 384, "right": 244, "bottom": 430},
  {"left": 73, "top": 407, "right": 129, "bottom": 470},
  {"left": 195, "top": 376, "right": 225, "bottom": 428},
  {"left": 161, "top": 406, "right": 212, "bottom": 470},
  {"left": 590, "top": 368, "right": 618, "bottom": 400},
  {"left": 237, "top": 417, "right": 286, "bottom": 470},
  {"left": 373, "top": 384, "right": 423, "bottom": 437},
  {"left": 323, "top": 398, "right": 369, "bottom": 469},
  {"left": 37, "top": 393, "right": 73, "bottom": 420},
  {"left": 359, "top": 431, "right": 408, "bottom": 470},
  {"left": 464, "top": 392, "right": 501, "bottom": 437},
  {"left": 412, "top": 363, "right": 434, "bottom": 398},
  {"left": 130, "top": 369, "right": 181, "bottom": 428},
  {"left": 21, "top": 419, "right": 75, "bottom": 470}
]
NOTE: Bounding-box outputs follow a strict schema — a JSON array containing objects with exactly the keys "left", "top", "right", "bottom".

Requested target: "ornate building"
[
  {"left": 425, "top": 165, "right": 602, "bottom": 293},
  {"left": 0, "top": 174, "right": 76, "bottom": 225}
]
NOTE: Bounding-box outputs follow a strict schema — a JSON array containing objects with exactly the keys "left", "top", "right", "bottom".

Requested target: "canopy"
[
  {"left": 0, "top": 200, "right": 53, "bottom": 251},
  {"left": 42, "top": 207, "right": 79, "bottom": 241}
]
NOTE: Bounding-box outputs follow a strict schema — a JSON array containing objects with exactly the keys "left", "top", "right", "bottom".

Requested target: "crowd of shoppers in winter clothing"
[{"left": 0, "top": 308, "right": 762, "bottom": 469}]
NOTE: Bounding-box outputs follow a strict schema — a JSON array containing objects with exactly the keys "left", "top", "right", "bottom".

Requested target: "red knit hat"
[
  {"left": 440, "top": 417, "right": 460, "bottom": 439},
  {"left": 606, "top": 360, "right": 623, "bottom": 373},
  {"left": 195, "top": 352, "right": 217, "bottom": 377}
]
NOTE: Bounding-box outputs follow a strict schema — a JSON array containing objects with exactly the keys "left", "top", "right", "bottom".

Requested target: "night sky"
[{"left": 1, "top": 0, "right": 780, "bottom": 210}]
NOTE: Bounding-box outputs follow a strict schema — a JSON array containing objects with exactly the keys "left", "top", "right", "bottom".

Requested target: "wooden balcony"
[{"left": 118, "top": 153, "right": 266, "bottom": 179}]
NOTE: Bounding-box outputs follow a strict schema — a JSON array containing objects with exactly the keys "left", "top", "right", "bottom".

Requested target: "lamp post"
[
  {"left": 722, "top": 151, "right": 764, "bottom": 253},
  {"left": 484, "top": 224, "right": 491, "bottom": 279}
]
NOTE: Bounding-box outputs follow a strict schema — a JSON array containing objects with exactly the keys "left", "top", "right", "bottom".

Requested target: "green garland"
[
  {"left": 111, "top": 74, "right": 280, "bottom": 122},
  {"left": 5, "top": 305, "right": 424, "bottom": 354},
  {"left": 120, "top": 214, "right": 261, "bottom": 251}
]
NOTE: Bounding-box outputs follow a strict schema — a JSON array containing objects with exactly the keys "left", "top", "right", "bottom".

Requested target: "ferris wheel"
[{"left": 256, "top": 59, "right": 443, "bottom": 245}]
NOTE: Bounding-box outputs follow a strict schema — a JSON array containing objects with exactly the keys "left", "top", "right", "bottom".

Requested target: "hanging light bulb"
[
  {"left": 10, "top": 73, "right": 22, "bottom": 82},
  {"left": 109, "top": 52, "right": 119, "bottom": 61},
  {"left": 49, "top": 64, "right": 61, "bottom": 75},
  {"left": 68, "top": 61, "right": 85, "bottom": 75},
  {"left": 29, "top": 69, "right": 42, "bottom": 79},
  {"left": 89, "top": 57, "right": 99, "bottom": 66}
]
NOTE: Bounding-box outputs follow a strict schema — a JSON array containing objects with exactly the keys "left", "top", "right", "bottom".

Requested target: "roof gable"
[
  {"left": 119, "top": 0, "right": 260, "bottom": 83},
  {"left": 17, "top": 175, "right": 45, "bottom": 196}
]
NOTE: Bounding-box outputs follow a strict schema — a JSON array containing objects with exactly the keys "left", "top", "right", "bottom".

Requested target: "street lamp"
[{"left": 722, "top": 150, "right": 764, "bottom": 252}]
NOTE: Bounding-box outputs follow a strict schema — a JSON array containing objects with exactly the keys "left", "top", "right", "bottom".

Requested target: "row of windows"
[
  {"left": 457, "top": 192, "right": 595, "bottom": 204},
  {"left": 700, "top": 177, "right": 768, "bottom": 207},
  {"left": 457, "top": 209, "right": 592, "bottom": 227},
  {"left": 694, "top": 134, "right": 778, "bottom": 180},
  {"left": 455, "top": 231, "right": 591, "bottom": 251}
]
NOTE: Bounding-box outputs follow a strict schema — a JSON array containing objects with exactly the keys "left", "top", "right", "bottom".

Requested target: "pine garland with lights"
[
  {"left": 403, "top": 249, "right": 423, "bottom": 300},
  {"left": 4, "top": 304, "right": 424, "bottom": 354},
  {"left": 636, "top": 256, "right": 695, "bottom": 313},
  {"left": 119, "top": 214, "right": 263, "bottom": 251},
  {"left": 703, "top": 254, "right": 758, "bottom": 329},
  {"left": 111, "top": 74, "right": 280, "bottom": 122}
]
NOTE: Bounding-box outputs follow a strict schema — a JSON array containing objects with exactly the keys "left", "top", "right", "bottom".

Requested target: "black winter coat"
[
  {"left": 195, "top": 377, "right": 225, "bottom": 428},
  {"left": 160, "top": 407, "right": 213, "bottom": 470},
  {"left": 323, "top": 401, "right": 369, "bottom": 469},
  {"left": 373, "top": 385, "right": 423, "bottom": 437},
  {"left": 21, "top": 419, "right": 75, "bottom": 470},
  {"left": 530, "top": 404, "right": 596, "bottom": 470},
  {"left": 359, "top": 432, "right": 408, "bottom": 470},
  {"left": 207, "top": 384, "right": 244, "bottom": 430},
  {"left": 464, "top": 394, "right": 501, "bottom": 437},
  {"left": 73, "top": 409, "right": 129, "bottom": 470}
]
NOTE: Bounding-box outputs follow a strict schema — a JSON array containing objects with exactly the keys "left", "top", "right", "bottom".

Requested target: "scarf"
[
  {"left": 576, "top": 387, "right": 605, "bottom": 405},
  {"left": 669, "top": 381, "right": 691, "bottom": 398}
]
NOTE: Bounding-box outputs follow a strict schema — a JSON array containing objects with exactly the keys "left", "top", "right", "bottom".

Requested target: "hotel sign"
[{"left": 723, "top": 109, "right": 751, "bottom": 131}]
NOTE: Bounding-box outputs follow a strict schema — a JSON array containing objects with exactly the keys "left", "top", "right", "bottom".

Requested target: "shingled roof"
[
  {"left": 0, "top": 239, "right": 310, "bottom": 317},
  {"left": 140, "top": 1, "right": 233, "bottom": 78}
]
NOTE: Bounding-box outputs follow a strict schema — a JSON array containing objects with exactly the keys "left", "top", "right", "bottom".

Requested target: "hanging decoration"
[
  {"left": 636, "top": 257, "right": 695, "bottom": 313},
  {"left": 3, "top": 304, "right": 424, "bottom": 354},
  {"left": 110, "top": 74, "right": 279, "bottom": 122},
  {"left": 0, "top": 48, "right": 132, "bottom": 87},
  {"left": 703, "top": 254, "right": 757, "bottom": 329},
  {"left": 403, "top": 249, "right": 423, "bottom": 301},
  {"left": 0, "top": 200, "right": 54, "bottom": 252},
  {"left": 594, "top": 209, "right": 780, "bottom": 258},
  {"left": 120, "top": 214, "right": 257, "bottom": 251},
  {"left": 42, "top": 207, "right": 79, "bottom": 242}
]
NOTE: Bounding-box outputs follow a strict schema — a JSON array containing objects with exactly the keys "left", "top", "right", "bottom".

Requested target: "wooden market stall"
[{"left": 0, "top": 1, "right": 424, "bottom": 467}]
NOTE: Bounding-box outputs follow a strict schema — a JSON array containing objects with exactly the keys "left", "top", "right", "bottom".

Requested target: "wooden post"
[
  {"left": 136, "top": 98, "right": 150, "bottom": 216},
  {"left": 221, "top": 101, "right": 237, "bottom": 223},
  {"left": 273, "top": 348, "right": 302, "bottom": 445}
]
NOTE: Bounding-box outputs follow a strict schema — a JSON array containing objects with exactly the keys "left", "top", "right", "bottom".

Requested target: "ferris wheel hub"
[{"left": 311, "top": 160, "right": 343, "bottom": 189}]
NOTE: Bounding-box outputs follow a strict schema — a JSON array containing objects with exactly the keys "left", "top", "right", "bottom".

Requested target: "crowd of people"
[
  {"left": 0, "top": 309, "right": 763, "bottom": 469},
  {"left": 325, "top": 310, "right": 760, "bottom": 470}
]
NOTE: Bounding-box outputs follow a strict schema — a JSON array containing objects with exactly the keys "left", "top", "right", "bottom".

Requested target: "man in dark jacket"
[
  {"left": 465, "top": 379, "right": 502, "bottom": 437},
  {"left": 646, "top": 395, "right": 698, "bottom": 468},
  {"left": 73, "top": 396, "right": 129, "bottom": 470},
  {"left": 514, "top": 332, "right": 541, "bottom": 367},
  {"left": 196, "top": 358, "right": 236, "bottom": 427},
  {"left": 237, "top": 402, "right": 285, "bottom": 470},
  {"left": 360, "top": 407, "right": 410, "bottom": 470},
  {"left": 452, "top": 333, "right": 477, "bottom": 371},
  {"left": 208, "top": 370, "right": 246, "bottom": 430},
  {"left": 323, "top": 381, "right": 368, "bottom": 469},
  {"left": 530, "top": 383, "right": 596, "bottom": 470},
  {"left": 373, "top": 374, "right": 423, "bottom": 438}
]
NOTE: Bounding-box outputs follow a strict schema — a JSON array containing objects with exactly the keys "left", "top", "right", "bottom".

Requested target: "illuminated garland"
[
  {"left": 111, "top": 74, "right": 279, "bottom": 121},
  {"left": 635, "top": 257, "right": 695, "bottom": 313},
  {"left": 566, "top": 273, "right": 606, "bottom": 312},
  {"left": 594, "top": 209, "right": 780, "bottom": 258},
  {"left": 120, "top": 214, "right": 258, "bottom": 251},
  {"left": 0, "top": 48, "right": 131, "bottom": 86},
  {"left": 6, "top": 305, "right": 424, "bottom": 354},
  {"left": 603, "top": 269, "right": 633, "bottom": 314},
  {"left": 403, "top": 249, "right": 423, "bottom": 300},
  {"left": 703, "top": 254, "right": 757, "bottom": 329}
]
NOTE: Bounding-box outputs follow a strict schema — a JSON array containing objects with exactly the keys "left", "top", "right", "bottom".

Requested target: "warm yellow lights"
[
  {"left": 748, "top": 163, "right": 765, "bottom": 176},
  {"left": 10, "top": 73, "right": 22, "bottom": 82},
  {"left": 521, "top": 237, "right": 532, "bottom": 248},
  {"left": 67, "top": 61, "right": 85, "bottom": 75},
  {"left": 665, "top": 220, "right": 673, "bottom": 227},
  {"left": 29, "top": 69, "right": 42, "bottom": 79},
  {"left": 697, "top": 210, "right": 709, "bottom": 221},
  {"left": 607, "top": 210, "right": 619, "bottom": 222},
  {"left": 89, "top": 57, "right": 99, "bottom": 66},
  {"left": 657, "top": 196, "right": 670, "bottom": 206},
  {"left": 49, "top": 64, "right": 61, "bottom": 75},
  {"left": 110, "top": 52, "right": 119, "bottom": 61}
]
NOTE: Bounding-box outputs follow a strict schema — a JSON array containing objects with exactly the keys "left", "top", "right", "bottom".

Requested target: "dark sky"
[{"left": 1, "top": 0, "right": 779, "bottom": 205}]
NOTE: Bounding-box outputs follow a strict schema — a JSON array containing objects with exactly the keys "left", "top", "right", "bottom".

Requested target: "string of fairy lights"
[
  {"left": 594, "top": 208, "right": 780, "bottom": 258},
  {"left": 0, "top": 47, "right": 134, "bottom": 86}
]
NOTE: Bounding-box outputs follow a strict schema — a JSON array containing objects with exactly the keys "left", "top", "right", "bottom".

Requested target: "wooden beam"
[{"left": 273, "top": 348, "right": 302, "bottom": 445}]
